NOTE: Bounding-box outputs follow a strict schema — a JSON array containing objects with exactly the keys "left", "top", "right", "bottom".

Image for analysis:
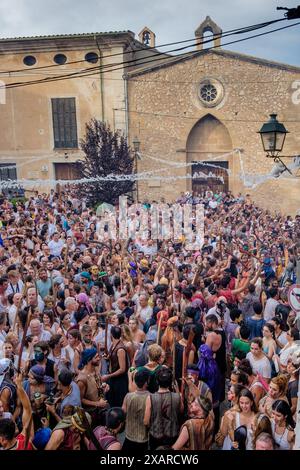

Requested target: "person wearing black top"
[
  {"left": 29, "top": 341, "right": 55, "bottom": 378},
  {"left": 183, "top": 306, "right": 204, "bottom": 352}
]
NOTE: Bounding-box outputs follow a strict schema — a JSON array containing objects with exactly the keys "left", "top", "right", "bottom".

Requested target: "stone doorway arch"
[{"left": 186, "top": 114, "right": 233, "bottom": 195}]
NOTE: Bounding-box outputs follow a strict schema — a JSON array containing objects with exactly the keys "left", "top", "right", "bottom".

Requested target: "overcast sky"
[{"left": 0, "top": 0, "right": 299, "bottom": 66}]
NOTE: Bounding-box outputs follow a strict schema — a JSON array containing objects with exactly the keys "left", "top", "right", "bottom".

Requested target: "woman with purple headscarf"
[{"left": 74, "top": 292, "right": 93, "bottom": 323}]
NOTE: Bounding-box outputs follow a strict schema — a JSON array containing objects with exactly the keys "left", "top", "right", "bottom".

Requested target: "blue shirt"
[
  {"left": 246, "top": 317, "right": 265, "bottom": 340},
  {"left": 57, "top": 382, "right": 81, "bottom": 416}
]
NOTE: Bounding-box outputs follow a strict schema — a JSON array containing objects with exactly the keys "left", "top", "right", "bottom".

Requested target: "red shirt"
[
  {"left": 9, "top": 433, "right": 34, "bottom": 450},
  {"left": 218, "top": 289, "right": 236, "bottom": 304}
]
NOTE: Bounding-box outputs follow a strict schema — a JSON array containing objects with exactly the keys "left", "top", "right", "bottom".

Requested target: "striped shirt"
[{"left": 124, "top": 391, "right": 149, "bottom": 443}]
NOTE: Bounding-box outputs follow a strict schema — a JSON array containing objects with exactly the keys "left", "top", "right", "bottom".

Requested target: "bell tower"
[
  {"left": 138, "top": 27, "right": 156, "bottom": 47},
  {"left": 195, "top": 16, "right": 222, "bottom": 51}
]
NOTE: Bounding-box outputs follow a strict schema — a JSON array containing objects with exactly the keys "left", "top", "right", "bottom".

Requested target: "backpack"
[{"left": 134, "top": 339, "right": 155, "bottom": 367}]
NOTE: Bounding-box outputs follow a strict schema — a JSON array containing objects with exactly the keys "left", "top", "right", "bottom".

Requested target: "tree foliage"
[{"left": 76, "top": 119, "right": 135, "bottom": 205}]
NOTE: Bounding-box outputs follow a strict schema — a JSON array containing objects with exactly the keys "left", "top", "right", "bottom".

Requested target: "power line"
[
  {"left": 3, "top": 20, "right": 299, "bottom": 91},
  {"left": 1, "top": 19, "right": 293, "bottom": 89},
  {"left": 0, "top": 18, "right": 286, "bottom": 75}
]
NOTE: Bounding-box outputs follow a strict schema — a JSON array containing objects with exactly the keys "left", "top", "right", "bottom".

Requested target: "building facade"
[
  {"left": 0, "top": 18, "right": 299, "bottom": 215},
  {"left": 127, "top": 18, "right": 300, "bottom": 215},
  {"left": 0, "top": 29, "right": 157, "bottom": 191}
]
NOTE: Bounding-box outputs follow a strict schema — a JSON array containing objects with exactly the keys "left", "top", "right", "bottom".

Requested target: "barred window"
[{"left": 51, "top": 98, "right": 78, "bottom": 148}]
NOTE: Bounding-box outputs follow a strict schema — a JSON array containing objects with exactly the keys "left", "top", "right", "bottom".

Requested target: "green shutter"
[{"left": 51, "top": 98, "right": 78, "bottom": 148}]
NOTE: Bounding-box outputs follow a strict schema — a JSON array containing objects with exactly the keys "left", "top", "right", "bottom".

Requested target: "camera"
[{"left": 45, "top": 392, "right": 55, "bottom": 405}]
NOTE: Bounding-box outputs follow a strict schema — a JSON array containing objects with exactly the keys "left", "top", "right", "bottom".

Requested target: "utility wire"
[
  {"left": 2, "top": 20, "right": 294, "bottom": 89},
  {"left": 3, "top": 20, "right": 299, "bottom": 91},
  {"left": 0, "top": 17, "right": 286, "bottom": 75},
  {"left": 1, "top": 21, "right": 277, "bottom": 86}
]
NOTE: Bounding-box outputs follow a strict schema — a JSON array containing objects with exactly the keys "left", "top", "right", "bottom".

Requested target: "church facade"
[
  {"left": 126, "top": 17, "right": 300, "bottom": 215},
  {"left": 0, "top": 18, "right": 299, "bottom": 214}
]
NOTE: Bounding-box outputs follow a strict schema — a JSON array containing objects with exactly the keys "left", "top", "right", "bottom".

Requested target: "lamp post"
[
  {"left": 132, "top": 136, "right": 141, "bottom": 202},
  {"left": 258, "top": 113, "right": 292, "bottom": 174},
  {"left": 259, "top": 114, "right": 300, "bottom": 449}
]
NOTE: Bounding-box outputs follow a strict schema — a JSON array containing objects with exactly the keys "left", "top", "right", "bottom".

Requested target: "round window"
[
  {"left": 54, "top": 54, "right": 67, "bottom": 65},
  {"left": 200, "top": 83, "right": 218, "bottom": 103},
  {"left": 198, "top": 78, "right": 224, "bottom": 108},
  {"left": 85, "top": 52, "right": 99, "bottom": 64},
  {"left": 23, "top": 55, "right": 36, "bottom": 66}
]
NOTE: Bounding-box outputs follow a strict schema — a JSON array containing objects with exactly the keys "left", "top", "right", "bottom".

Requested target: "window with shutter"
[
  {"left": 51, "top": 97, "right": 78, "bottom": 148},
  {"left": 0, "top": 163, "right": 17, "bottom": 181}
]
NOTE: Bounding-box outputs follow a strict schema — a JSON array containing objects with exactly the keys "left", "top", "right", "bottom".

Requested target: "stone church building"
[
  {"left": 0, "top": 17, "right": 299, "bottom": 214},
  {"left": 127, "top": 17, "right": 300, "bottom": 215}
]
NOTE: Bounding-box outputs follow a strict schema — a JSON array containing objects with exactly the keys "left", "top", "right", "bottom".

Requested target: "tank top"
[
  {"left": 109, "top": 340, "right": 129, "bottom": 374},
  {"left": 7, "top": 434, "right": 34, "bottom": 451},
  {"left": 271, "top": 422, "right": 290, "bottom": 450},
  {"left": 235, "top": 413, "right": 254, "bottom": 450},
  {"left": 124, "top": 391, "right": 149, "bottom": 443},
  {"left": 149, "top": 391, "right": 181, "bottom": 439},
  {"left": 183, "top": 416, "right": 214, "bottom": 450},
  {"left": 0, "top": 380, "right": 17, "bottom": 415},
  {"left": 58, "top": 428, "right": 77, "bottom": 451}
]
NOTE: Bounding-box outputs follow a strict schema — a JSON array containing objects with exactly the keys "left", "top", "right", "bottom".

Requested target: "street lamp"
[
  {"left": 132, "top": 136, "right": 141, "bottom": 201},
  {"left": 258, "top": 113, "right": 292, "bottom": 174}
]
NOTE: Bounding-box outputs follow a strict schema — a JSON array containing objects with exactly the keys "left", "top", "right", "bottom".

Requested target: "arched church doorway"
[{"left": 186, "top": 114, "right": 233, "bottom": 195}]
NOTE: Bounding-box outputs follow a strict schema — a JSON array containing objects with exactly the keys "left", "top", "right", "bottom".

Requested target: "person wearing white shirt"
[
  {"left": 264, "top": 288, "right": 279, "bottom": 322},
  {"left": 48, "top": 221, "right": 57, "bottom": 237},
  {"left": 5, "top": 271, "right": 24, "bottom": 297},
  {"left": 136, "top": 294, "right": 153, "bottom": 330},
  {"left": 270, "top": 317, "right": 288, "bottom": 354},
  {"left": 27, "top": 319, "right": 51, "bottom": 342},
  {"left": 246, "top": 338, "right": 272, "bottom": 382},
  {"left": 8, "top": 293, "right": 23, "bottom": 328},
  {"left": 48, "top": 233, "right": 64, "bottom": 257},
  {"left": 48, "top": 334, "right": 69, "bottom": 372},
  {"left": 209, "top": 199, "right": 218, "bottom": 210}
]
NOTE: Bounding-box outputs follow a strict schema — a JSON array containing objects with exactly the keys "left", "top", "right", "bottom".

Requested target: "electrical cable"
[
  {"left": 0, "top": 17, "right": 286, "bottom": 75},
  {"left": 3, "top": 19, "right": 297, "bottom": 90}
]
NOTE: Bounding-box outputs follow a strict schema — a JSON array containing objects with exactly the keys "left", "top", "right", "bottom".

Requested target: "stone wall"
[{"left": 127, "top": 50, "right": 300, "bottom": 215}]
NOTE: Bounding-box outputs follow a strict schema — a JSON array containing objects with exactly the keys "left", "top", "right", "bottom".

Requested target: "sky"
[{"left": 0, "top": 0, "right": 299, "bottom": 66}]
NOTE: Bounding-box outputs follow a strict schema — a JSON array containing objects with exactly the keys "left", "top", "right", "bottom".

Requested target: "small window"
[
  {"left": 85, "top": 52, "right": 99, "bottom": 64},
  {"left": 23, "top": 55, "right": 36, "bottom": 66},
  {"left": 0, "top": 163, "right": 17, "bottom": 181},
  {"left": 53, "top": 54, "right": 67, "bottom": 65}
]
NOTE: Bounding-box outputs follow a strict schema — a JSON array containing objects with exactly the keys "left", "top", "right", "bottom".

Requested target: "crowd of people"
[{"left": 0, "top": 187, "right": 299, "bottom": 451}]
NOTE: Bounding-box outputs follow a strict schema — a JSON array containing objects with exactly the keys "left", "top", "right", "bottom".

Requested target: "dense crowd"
[{"left": 0, "top": 188, "right": 299, "bottom": 451}]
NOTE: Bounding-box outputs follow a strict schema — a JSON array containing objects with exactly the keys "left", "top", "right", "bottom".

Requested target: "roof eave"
[{"left": 125, "top": 47, "right": 300, "bottom": 78}]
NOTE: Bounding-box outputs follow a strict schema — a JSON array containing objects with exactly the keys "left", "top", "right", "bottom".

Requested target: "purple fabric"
[
  {"left": 76, "top": 292, "right": 92, "bottom": 309},
  {"left": 30, "top": 365, "right": 54, "bottom": 384},
  {"left": 129, "top": 262, "right": 138, "bottom": 278},
  {"left": 197, "top": 344, "right": 221, "bottom": 403}
]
